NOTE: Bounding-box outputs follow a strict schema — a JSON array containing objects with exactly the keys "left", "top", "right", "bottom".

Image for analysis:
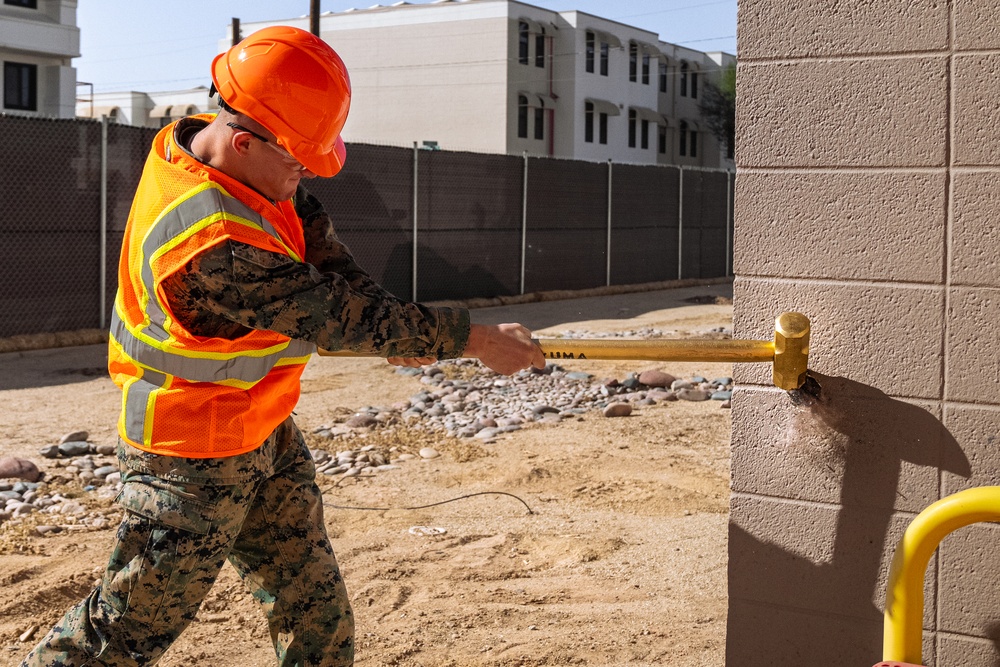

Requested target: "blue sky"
[{"left": 76, "top": 0, "right": 737, "bottom": 93}]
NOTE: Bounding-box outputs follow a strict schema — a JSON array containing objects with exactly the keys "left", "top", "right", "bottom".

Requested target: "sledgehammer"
[{"left": 320, "top": 312, "right": 811, "bottom": 392}]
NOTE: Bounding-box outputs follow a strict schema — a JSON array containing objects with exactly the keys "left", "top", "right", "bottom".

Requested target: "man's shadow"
[{"left": 727, "top": 372, "right": 974, "bottom": 666}]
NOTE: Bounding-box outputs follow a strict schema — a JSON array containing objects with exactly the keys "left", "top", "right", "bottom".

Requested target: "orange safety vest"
[{"left": 108, "top": 114, "right": 314, "bottom": 457}]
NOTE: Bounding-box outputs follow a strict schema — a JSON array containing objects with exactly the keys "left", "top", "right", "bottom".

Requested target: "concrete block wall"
[{"left": 729, "top": 1, "right": 1000, "bottom": 665}]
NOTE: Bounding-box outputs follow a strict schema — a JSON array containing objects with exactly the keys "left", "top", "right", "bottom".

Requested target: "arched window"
[
  {"left": 584, "top": 101, "right": 594, "bottom": 143},
  {"left": 628, "top": 109, "right": 637, "bottom": 148},
  {"left": 680, "top": 61, "right": 689, "bottom": 97},
  {"left": 517, "top": 95, "right": 529, "bottom": 138},
  {"left": 679, "top": 120, "right": 688, "bottom": 156},
  {"left": 535, "top": 27, "right": 546, "bottom": 68},
  {"left": 518, "top": 21, "right": 529, "bottom": 64}
]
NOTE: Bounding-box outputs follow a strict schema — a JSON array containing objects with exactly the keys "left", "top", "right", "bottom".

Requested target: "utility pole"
[
  {"left": 310, "top": 0, "right": 321, "bottom": 36},
  {"left": 231, "top": 17, "right": 241, "bottom": 46}
]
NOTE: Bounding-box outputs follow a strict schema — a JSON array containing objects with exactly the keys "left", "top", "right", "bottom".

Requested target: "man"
[{"left": 23, "top": 26, "right": 543, "bottom": 667}]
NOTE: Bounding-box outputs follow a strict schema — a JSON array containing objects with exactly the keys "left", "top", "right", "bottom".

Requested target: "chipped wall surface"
[{"left": 729, "top": 1, "right": 1000, "bottom": 664}]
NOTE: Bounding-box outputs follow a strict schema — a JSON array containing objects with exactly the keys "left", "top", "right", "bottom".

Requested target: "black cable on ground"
[{"left": 321, "top": 490, "right": 535, "bottom": 515}]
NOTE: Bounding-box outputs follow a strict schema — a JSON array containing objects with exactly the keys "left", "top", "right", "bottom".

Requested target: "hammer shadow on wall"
[{"left": 728, "top": 372, "right": 972, "bottom": 665}]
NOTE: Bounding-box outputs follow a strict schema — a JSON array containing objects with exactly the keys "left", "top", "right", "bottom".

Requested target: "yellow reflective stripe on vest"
[{"left": 137, "top": 183, "right": 302, "bottom": 343}]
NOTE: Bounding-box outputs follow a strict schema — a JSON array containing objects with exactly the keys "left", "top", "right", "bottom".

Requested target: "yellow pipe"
[{"left": 883, "top": 486, "right": 1000, "bottom": 663}]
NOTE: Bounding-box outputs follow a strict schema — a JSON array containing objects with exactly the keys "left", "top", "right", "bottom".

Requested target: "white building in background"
[
  {"left": 0, "top": 0, "right": 79, "bottom": 118},
  {"left": 76, "top": 86, "right": 218, "bottom": 127},
  {"left": 237, "top": 0, "right": 735, "bottom": 168}
]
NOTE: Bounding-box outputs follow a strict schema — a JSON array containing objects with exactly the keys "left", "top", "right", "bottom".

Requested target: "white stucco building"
[
  {"left": 238, "top": 0, "right": 735, "bottom": 168},
  {"left": 0, "top": 0, "right": 79, "bottom": 118},
  {"left": 76, "top": 86, "right": 218, "bottom": 127}
]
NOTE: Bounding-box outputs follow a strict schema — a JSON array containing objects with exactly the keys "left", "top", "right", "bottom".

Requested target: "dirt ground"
[{"left": 0, "top": 282, "right": 734, "bottom": 667}]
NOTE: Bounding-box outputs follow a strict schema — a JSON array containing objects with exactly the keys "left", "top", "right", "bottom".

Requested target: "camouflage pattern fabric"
[{"left": 20, "top": 418, "right": 354, "bottom": 666}]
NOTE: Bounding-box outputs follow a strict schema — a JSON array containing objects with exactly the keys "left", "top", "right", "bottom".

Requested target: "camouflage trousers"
[{"left": 21, "top": 417, "right": 354, "bottom": 667}]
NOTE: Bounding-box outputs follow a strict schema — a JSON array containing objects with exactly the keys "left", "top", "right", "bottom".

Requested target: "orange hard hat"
[{"left": 211, "top": 25, "right": 351, "bottom": 177}]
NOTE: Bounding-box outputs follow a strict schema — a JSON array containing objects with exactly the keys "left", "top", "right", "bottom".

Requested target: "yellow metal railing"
[{"left": 879, "top": 486, "right": 1000, "bottom": 665}]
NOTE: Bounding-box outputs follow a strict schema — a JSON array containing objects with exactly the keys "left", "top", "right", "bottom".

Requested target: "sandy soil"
[{"left": 0, "top": 283, "right": 734, "bottom": 667}]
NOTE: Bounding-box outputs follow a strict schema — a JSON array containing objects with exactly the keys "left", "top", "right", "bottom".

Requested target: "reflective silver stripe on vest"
[
  {"left": 124, "top": 370, "right": 166, "bottom": 444},
  {"left": 116, "top": 184, "right": 314, "bottom": 384},
  {"left": 141, "top": 186, "right": 274, "bottom": 343},
  {"left": 112, "top": 310, "right": 314, "bottom": 383}
]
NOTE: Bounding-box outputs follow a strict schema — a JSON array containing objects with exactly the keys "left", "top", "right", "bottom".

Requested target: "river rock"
[
  {"left": 345, "top": 414, "right": 378, "bottom": 429},
  {"left": 603, "top": 403, "right": 632, "bottom": 418},
  {"left": 58, "top": 441, "right": 91, "bottom": 457},
  {"left": 638, "top": 370, "right": 676, "bottom": 388},
  {"left": 0, "top": 458, "right": 41, "bottom": 482},
  {"left": 676, "top": 388, "right": 711, "bottom": 402},
  {"left": 418, "top": 447, "right": 440, "bottom": 459},
  {"left": 59, "top": 431, "right": 89, "bottom": 444}
]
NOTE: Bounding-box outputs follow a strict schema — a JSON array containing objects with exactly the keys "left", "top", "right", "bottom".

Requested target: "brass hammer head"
[{"left": 772, "top": 312, "right": 810, "bottom": 391}]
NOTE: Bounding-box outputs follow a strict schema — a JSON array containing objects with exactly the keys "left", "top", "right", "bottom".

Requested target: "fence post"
[
  {"left": 606, "top": 159, "right": 612, "bottom": 287},
  {"left": 677, "top": 165, "right": 684, "bottom": 280},
  {"left": 520, "top": 151, "right": 528, "bottom": 295},
  {"left": 412, "top": 141, "right": 419, "bottom": 302},
  {"left": 100, "top": 115, "right": 109, "bottom": 330}
]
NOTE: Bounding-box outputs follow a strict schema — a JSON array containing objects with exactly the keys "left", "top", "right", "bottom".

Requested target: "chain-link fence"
[{"left": 0, "top": 115, "right": 733, "bottom": 338}]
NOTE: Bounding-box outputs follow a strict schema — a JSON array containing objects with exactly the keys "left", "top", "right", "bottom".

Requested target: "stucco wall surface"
[{"left": 729, "top": 1, "right": 1000, "bottom": 665}]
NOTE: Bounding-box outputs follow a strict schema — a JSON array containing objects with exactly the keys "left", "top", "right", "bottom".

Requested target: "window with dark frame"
[
  {"left": 599, "top": 112, "right": 608, "bottom": 145},
  {"left": 518, "top": 22, "right": 529, "bottom": 65},
  {"left": 691, "top": 71, "right": 699, "bottom": 98},
  {"left": 517, "top": 95, "right": 528, "bottom": 138},
  {"left": 4, "top": 61, "right": 37, "bottom": 111},
  {"left": 642, "top": 53, "right": 650, "bottom": 85},
  {"left": 585, "top": 32, "right": 595, "bottom": 73},
  {"left": 4, "top": 0, "right": 38, "bottom": 7},
  {"left": 658, "top": 125, "right": 667, "bottom": 154},
  {"left": 535, "top": 28, "right": 545, "bottom": 68},
  {"left": 600, "top": 42, "right": 609, "bottom": 76},
  {"left": 679, "top": 121, "right": 688, "bottom": 156},
  {"left": 680, "top": 62, "right": 688, "bottom": 97},
  {"left": 534, "top": 106, "right": 544, "bottom": 140},
  {"left": 690, "top": 129, "right": 698, "bottom": 157},
  {"left": 629, "top": 42, "right": 638, "bottom": 82},
  {"left": 640, "top": 119, "right": 649, "bottom": 150},
  {"left": 584, "top": 102, "right": 594, "bottom": 143},
  {"left": 659, "top": 63, "right": 667, "bottom": 93},
  {"left": 628, "top": 109, "right": 637, "bottom": 148}
]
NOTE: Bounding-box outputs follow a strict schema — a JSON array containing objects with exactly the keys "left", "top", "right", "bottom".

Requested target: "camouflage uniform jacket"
[{"left": 161, "top": 118, "right": 471, "bottom": 359}]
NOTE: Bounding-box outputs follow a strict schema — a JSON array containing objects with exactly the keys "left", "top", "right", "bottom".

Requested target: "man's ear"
[{"left": 229, "top": 131, "right": 255, "bottom": 157}]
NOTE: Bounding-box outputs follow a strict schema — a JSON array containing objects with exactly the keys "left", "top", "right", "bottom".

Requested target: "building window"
[
  {"left": 4, "top": 61, "right": 37, "bottom": 111},
  {"left": 600, "top": 42, "right": 609, "bottom": 76},
  {"left": 518, "top": 22, "right": 529, "bottom": 65},
  {"left": 642, "top": 53, "right": 650, "bottom": 85},
  {"left": 584, "top": 102, "right": 594, "bottom": 143},
  {"left": 628, "top": 109, "right": 637, "bottom": 148},
  {"left": 680, "top": 61, "right": 688, "bottom": 97},
  {"left": 679, "top": 121, "right": 688, "bottom": 156},
  {"left": 659, "top": 63, "right": 667, "bottom": 93},
  {"left": 517, "top": 95, "right": 528, "bottom": 138},
  {"left": 629, "top": 42, "right": 638, "bottom": 82},
  {"left": 534, "top": 106, "right": 544, "bottom": 140},
  {"left": 641, "top": 119, "right": 649, "bottom": 150},
  {"left": 658, "top": 125, "right": 667, "bottom": 154},
  {"left": 535, "top": 28, "right": 546, "bottom": 68},
  {"left": 691, "top": 71, "right": 699, "bottom": 99},
  {"left": 690, "top": 129, "right": 698, "bottom": 157},
  {"left": 599, "top": 113, "right": 608, "bottom": 144},
  {"left": 4, "top": 0, "right": 38, "bottom": 6},
  {"left": 585, "top": 32, "right": 595, "bottom": 73}
]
